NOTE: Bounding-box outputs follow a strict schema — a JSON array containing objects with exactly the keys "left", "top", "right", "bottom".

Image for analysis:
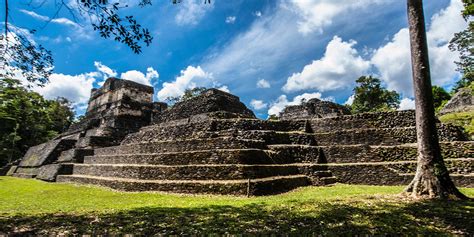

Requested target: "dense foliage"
[
  {"left": 350, "top": 76, "right": 400, "bottom": 113},
  {"left": 432, "top": 86, "right": 451, "bottom": 111},
  {"left": 449, "top": 0, "right": 473, "bottom": 92},
  {"left": 0, "top": 79, "right": 74, "bottom": 166}
]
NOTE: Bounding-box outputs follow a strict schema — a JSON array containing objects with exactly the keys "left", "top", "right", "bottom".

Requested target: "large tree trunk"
[{"left": 404, "top": 0, "right": 466, "bottom": 199}]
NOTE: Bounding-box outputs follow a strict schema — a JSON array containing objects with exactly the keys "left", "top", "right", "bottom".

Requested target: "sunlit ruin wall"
[{"left": 8, "top": 78, "right": 473, "bottom": 195}]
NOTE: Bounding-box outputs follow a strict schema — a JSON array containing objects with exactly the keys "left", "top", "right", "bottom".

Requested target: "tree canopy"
[
  {"left": 449, "top": 0, "right": 473, "bottom": 92},
  {"left": 432, "top": 85, "right": 451, "bottom": 111},
  {"left": 350, "top": 76, "right": 400, "bottom": 113},
  {"left": 0, "top": 79, "right": 74, "bottom": 166}
]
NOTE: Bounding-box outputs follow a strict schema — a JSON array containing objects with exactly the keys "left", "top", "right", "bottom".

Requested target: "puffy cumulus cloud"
[
  {"left": 398, "top": 98, "right": 415, "bottom": 110},
  {"left": 94, "top": 61, "right": 117, "bottom": 79},
  {"left": 371, "top": 28, "right": 412, "bottom": 95},
  {"left": 120, "top": 67, "right": 159, "bottom": 86},
  {"left": 290, "top": 0, "right": 387, "bottom": 34},
  {"left": 428, "top": 0, "right": 466, "bottom": 45},
  {"left": 268, "top": 92, "right": 326, "bottom": 116},
  {"left": 175, "top": 0, "right": 214, "bottom": 26},
  {"left": 344, "top": 94, "right": 355, "bottom": 106},
  {"left": 283, "top": 36, "right": 370, "bottom": 93},
  {"left": 250, "top": 99, "right": 268, "bottom": 110},
  {"left": 33, "top": 72, "right": 99, "bottom": 106},
  {"left": 225, "top": 16, "right": 236, "bottom": 24},
  {"left": 157, "top": 66, "right": 214, "bottom": 101},
  {"left": 256, "top": 79, "right": 271, "bottom": 88},
  {"left": 371, "top": 0, "right": 466, "bottom": 96}
]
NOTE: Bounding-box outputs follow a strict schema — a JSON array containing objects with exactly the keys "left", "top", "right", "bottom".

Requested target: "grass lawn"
[{"left": 1, "top": 176, "right": 473, "bottom": 235}]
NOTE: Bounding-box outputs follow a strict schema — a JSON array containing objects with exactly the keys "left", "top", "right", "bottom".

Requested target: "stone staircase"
[
  {"left": 57, "top": 110, "right": 474, "bottom": 194},
  {"left": 57, "top": 119, "right": 337, "bottom": 195},
  {"left": 305, "top": 111, "right": 474, "bottom": 187}
]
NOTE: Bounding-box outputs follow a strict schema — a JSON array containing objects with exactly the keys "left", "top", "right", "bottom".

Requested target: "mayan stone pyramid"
[{"left": 9, "top": 78, "right": 473, "bottom": 195}]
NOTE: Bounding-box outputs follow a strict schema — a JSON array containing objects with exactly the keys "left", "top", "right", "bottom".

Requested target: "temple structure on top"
[{"left": 8, "top": 78, "right": 474, "bottom": 195}]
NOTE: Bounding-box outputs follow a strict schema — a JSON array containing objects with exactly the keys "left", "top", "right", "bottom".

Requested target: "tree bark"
[{"left": 405, "top": 0, "right": 466, "bottom": 199}]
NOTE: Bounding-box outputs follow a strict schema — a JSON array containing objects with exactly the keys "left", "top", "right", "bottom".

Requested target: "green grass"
[
  {"left": 439, "top": 110, "right": 474, "bottom": 138},
  {"left": 1, "top": 176, "right": 473, "bottom": 235}
]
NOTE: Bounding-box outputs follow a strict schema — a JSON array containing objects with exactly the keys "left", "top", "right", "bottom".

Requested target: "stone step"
[
  {"left": 322, "top": 162, "right": 473, "bottom": 187},
  {"left": 307, "top": 111, "right": 416, "bottom": 132},
  {"left": 94, "top": 137, "right": 267, "bottom": 156},
  {"left": 71, "top": 163, "right": 327, "bottom": 181},
  {"left": 226, "top": 130, "right": 316, "bottom": 146},
  {"left": 76, "top": 136, "right": 120, "bottom": 148},
  {"left": 122, "top": 119, "right": 308, "bottom": 144},
  {"left": 57, "top": 148, "right": 94, "bottom": 163},
  {"left": 12, "top": 167, "right": 39, "bottom": 177},
  {"left": 267, "top": 145, "right": 322, "bottom": 163},
  {"left": 84, "top": 149, "right": 289, "bottom": 165},
  {"left": 56, "top": 174, "right": 312, "bottom": 195},
  {"left": 317, "top": 141, "right": 474, "bottom": 163},
  {"left": 312, "top": 126, "right": 466, "bottom": 146}
]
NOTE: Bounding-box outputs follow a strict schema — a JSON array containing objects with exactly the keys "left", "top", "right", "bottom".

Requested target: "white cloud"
[
  {"left": 250, "top": 99, "right": 268, "bottom": 110},
  {"left": 175, "top": 0, "right": 214, "bottom": 26},
  {"left": 256, "top": 79, "right": 271, "bottom": 88},
  {"left": 157, "top": 66, "right": 213, "bottom": 101},
  {"left": 371, "top": 0, "right": 466, "bottom": 96},
  {"left": 268, "top": 92, "right": 324, "bottom": 116},
  {"left": 254, "top": 11, "right": 262, "bottom": 17},
  {"left": 282, "top": 36, "right": 370, "bottom": 93},
  {"left": 94, "top": 61, "right": 117, "bottom": 79},
  {"left": 19, "top": 9, "right": 49, "bottom": 21},
  {"left": 398, "top": 98, "right": 415, "bottom": 110},
  {"left": 51, "top": 18, "right": 79, "bottom": 27},
  {"left": 290, "top": 0, "right": 387, "bottom": 34},
  {"left": 217, "top": 85, "right": 230, "bottom": 93},
  {"left": 33, "top": 72, "right": 99, "bottom": 106},
  {"left": 225, "top": 16, "right": 236, "bottom": 24},
  {"left": 120, "top": 67, "right": 159, "bottom": 86},
  {"left": 344, "top": 95, "right": 355, "bottom": 106},
  {"left": 20, "top": 9, "right": 78, "bottom": 27}
]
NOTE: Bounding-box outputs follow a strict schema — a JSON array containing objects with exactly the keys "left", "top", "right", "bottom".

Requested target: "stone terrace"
[{"left": 10, "top": 79, "right": 474, "bottom": 195}]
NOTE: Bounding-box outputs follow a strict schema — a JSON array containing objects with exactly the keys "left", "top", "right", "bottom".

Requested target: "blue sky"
[{"left": 4, "top": 0, "right": 467, "bottom": 118}]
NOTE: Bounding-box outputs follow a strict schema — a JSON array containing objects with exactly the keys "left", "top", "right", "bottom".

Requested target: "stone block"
[{"left": 36, "top": 164, "right": 74, "bottom": 182}]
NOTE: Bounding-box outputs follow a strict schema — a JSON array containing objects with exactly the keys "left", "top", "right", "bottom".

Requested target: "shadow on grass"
[{"left": 1, "top": 199, "right": 473, "bottom": 235}]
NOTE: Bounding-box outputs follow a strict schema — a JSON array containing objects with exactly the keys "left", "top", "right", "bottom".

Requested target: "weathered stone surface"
[
  {"left": 11, "top": 78, "right": 473, "bottom": 195},
  {"left": 36, "top": 164, "right": 74, "bottom": 182},
  {"left": 19, "top": 139, "right": 76, "bottom": 167},
  {"left": 56, "top": 174, "right": 311, "bottom": 196},
  {"left": 12, "top": 78, "right": 161, "bottom": 180},
  {"left": 439, "top": 86, "right": 473, "bottom": 115},
  {"left": 152, "top": 89, "right": 255, "bottom": 124},
  {"left": 280, "top": 98, "right": 351, "bottom": 120},
  {"left": 308, "top": 110, "right": 416, "bottom": 132},
  {"left": 57, "top": 149, "right": 94, "bottom": 163},
  {"left": 5, "top": 166, "right": 17, "bottom": 176}
]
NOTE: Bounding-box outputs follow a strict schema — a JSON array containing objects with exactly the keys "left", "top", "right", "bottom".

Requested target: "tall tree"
[
  {"left": 350, "top": 76, "right": 400, "bottom": 113},
  {"left": 0, "top": 79, "right": 75, "bottom": 166},
  {"left": 404, "top": 0, "right": 466, "bottom": 199}
]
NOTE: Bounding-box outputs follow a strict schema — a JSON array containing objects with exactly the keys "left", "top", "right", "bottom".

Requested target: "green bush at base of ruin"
[{"left": 0, "top": 176, "right": 473, "bottom": 235}]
